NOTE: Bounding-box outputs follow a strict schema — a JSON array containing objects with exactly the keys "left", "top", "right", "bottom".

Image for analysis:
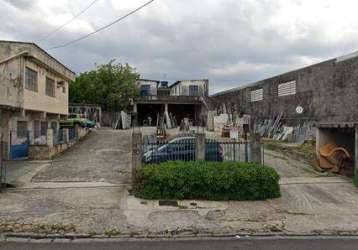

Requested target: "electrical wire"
[
  {"left": 39, "top": 0, "right": 100, "bottom": 43},
  {"left": 47, "top": 0, "right": 155, "bottom": 50}
]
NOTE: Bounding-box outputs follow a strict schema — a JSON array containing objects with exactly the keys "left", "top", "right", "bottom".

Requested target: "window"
[
  {"left": 278, "top": 80, "right": 296, "bottom": 96},
  {"left": 41, "top": 122, "right": 48, "bottom": 136},
  {"left": 33, "top": 121, "right": 41, "bottom": 139},
  {"left": 50, "top": 121, "right": 58, "bottom": 131},
  {"left": 46, "top": 77, "right": 55, "bottom": 97},
  {"left": 189, "top": 85, "right": 199, "bottom": 96},
  {"left": 57, "top": 81, "right": 66, "bottom": 94},
  {"left": 140, "top": 84, "right": 151, "bottom": 96},
  {"left": 25, "top": 67, "right": 38, "bottom": 92},
  {"left": 250, "top": 88, "right": 263, "bottom": 102},
  {"left": 17, "top": 121, "right": 28, "bottom": 138}
]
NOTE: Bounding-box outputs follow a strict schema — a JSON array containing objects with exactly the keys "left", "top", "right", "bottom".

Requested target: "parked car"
[
  {"left": 143, "top": 136, "right": 223, "bottom": 164},
  {"left": 60, "top": 114, "right": 96, "bottom": 128}
]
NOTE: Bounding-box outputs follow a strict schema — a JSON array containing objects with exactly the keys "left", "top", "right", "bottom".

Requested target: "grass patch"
[
  {"left": 264, "top": 140, "right": 316, "bottom": 162},
  {"left": 134, "top": 161, "right": 281, "bottom": 201}
]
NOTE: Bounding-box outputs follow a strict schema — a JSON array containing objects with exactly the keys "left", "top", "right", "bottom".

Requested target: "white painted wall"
[
  {"left": 170, "top": 80, "right": 208, "bottom": 96},
  {"left": 23, "top": 59, "right": 69, "bottom": 115},
  {"left": 136, "top": 80, "right": 158, "bottom": 96}
]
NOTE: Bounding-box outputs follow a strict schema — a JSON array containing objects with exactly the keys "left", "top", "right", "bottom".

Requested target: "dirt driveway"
[{"left": 32, "top": 129, "right": 132, "bottom": 184}]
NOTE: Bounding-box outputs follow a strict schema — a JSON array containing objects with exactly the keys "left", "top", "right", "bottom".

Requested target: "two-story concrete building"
[
  {"left": 0, "top": 40, "right": 75, "bottom": 160},
  {"left": 133, "top": 79, "right": 209, "bottom": 127}
]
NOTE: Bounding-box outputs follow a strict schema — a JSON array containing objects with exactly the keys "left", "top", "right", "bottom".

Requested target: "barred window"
[
  {"left": 46, "top": 77, "right": 55, "bottom": 97},
  {"left": 250, "top": 88, "right": 263, "bottom": 102},
  {"left": 278, "top": 80, "right": 296, "bottom": 96},
  {"left": 33, "top": 120, "right": 41, "bottom": 138},
  {"left": 41, "top": 121, "right": 48, "bottom": 136},
  {"left": 25, "top": 67, "right": 38, "bottom": 92},
  {"left": 189, "top": 85, "right": 199, "bottom": 96},
  {"left": 17, "top": 121, "right": 28, "bottom": 138}
]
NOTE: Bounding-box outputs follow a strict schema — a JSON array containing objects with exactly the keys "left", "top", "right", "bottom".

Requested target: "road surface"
[{"left": 1, "top": 237, "right": 358, "bottom": 250}]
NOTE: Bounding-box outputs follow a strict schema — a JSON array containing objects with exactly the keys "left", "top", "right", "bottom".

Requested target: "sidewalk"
[{"left": 0, "top": 175, "right": 357, "bottom": 237}]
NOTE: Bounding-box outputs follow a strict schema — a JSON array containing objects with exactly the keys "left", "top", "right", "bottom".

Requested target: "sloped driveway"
[{"left": 32, "top": 129, "right": 132, "bottom": 184}]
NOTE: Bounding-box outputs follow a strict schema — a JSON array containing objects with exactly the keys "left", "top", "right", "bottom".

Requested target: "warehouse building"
[{"left": 211, "top": 51, "right": 358, "bottom": 178}]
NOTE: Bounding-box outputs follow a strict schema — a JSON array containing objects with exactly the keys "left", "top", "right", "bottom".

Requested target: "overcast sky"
[{"left": 1, "top": 0, "right": 358, "bottom": 93}]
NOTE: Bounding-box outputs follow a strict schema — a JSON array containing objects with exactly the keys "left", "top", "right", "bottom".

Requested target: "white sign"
[{"left": 296, "top": 106, "right": 304, "bottom": 114}]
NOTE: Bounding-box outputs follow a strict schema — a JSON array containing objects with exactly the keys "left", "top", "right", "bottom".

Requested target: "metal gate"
[{"left": 10, "top": 130, "right": 29, "bottom": 160}]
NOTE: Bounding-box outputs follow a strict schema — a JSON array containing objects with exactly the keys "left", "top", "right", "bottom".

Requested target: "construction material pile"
[
  {"left": 254, "top": 113, "right": 315, "bottom": 143},
  {"left": 112, "top": 111, "right": 131, "bottom": 129}
]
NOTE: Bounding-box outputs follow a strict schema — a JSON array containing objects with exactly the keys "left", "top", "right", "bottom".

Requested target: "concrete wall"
[
  {"left": 0, "top": 41, "right": 76, "bottom": 160},
  {"left": 0, "top": 57, "right": 23, "bottom": 108},
  {"left": 212, "top": 56, "right": 358, "bottom": 125},
  {"left": 23, "top": 59, "right": 69, "bottom": 115},
  {"left": 0, "top": 41, "right": 75, "bottom": 115},
  {"left": 29, "top": 127, "right": 89, "bottom": 160},
  {"left": 0, "top": 41, "right": 74, "bottom": 81}
]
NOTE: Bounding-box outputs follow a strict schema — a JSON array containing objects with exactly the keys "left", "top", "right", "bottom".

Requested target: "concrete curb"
[{"left": 3, "top": 231, "right": 358, "bottom": 241}]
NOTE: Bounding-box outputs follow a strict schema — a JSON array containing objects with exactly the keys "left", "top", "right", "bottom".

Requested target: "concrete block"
[{"left": 250, "top": 133, "right": 262, "bottom": 164}]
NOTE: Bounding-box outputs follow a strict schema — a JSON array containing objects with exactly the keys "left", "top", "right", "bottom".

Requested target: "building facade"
[
  {"left": 211, "top": 51, "right": 358, "bottom": 178},
  {"left": 0, "top": 41, "right": 75, "bottom": 159},
  {"left": 212, "top": 53, "right": 358, "bottom": 125},
  {"left": 133, "top": 79, "right": 209, "bottom": 127}
]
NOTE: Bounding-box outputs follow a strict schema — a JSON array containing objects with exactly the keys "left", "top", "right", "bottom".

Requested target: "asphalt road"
[{"left": 2, "top": 237, "right": 358, "bottom": 250}]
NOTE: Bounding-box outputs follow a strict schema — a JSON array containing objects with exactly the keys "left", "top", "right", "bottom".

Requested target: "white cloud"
[{"left": 1, "top": 0, "right": 358, "bottom": 94}]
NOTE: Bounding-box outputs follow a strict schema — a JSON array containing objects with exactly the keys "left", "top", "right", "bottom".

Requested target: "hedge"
[{"left": 134, "top": 161, "right": 281, "bottom": 201}]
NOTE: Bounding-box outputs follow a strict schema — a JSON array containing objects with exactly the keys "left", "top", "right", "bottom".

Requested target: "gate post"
[
  {"left": 63, "top": 128, "right": 69, "bottom": 144},
  {"left": 46, "top": 129, "right": 54, "bottom": 148},
  {"left": 354, "top": 125, "right": 358, "bottom": 185},
  {"left": 251, "top": 133, "right": 262, "bottom": 164},
  {"left": 132, "top": 131, "right": 142, "bottom": 185},
  {"left": 196, "top": 133, "right": 206, "bottom": 161}
]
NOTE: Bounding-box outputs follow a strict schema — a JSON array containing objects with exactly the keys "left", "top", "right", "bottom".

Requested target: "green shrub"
[
  {"left": 353, "top": 176, "right": 358, "bottom": 187},
  {"left": 134, "top": 161, "right": 281, "bottom": 201}
]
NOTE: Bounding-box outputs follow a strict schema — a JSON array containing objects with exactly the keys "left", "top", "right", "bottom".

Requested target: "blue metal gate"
[{"left": 10, "top": 131, "right": 29, "bottom": 160}]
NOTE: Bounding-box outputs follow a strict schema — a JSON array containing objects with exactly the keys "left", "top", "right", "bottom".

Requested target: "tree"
[{"left": 69, "top": 60, "right": 139, "bottom": 111}]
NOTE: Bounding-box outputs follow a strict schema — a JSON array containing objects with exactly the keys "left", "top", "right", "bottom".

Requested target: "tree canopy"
[{"left": 69, "top": 60, "right": 139, "bottom": 111}]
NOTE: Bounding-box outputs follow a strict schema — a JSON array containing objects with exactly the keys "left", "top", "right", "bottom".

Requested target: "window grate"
[
  {"left": 278, "top": 80, "right": 296, "bottom": 96},
  {"left": 25, "top": 67, "right": 38, "bottom": 92},
  {"left": 250, "top": 88, "right": 263, "bottom": 102},
  {"left": 17, "top": 121, "right": 28, "bottom": 138},
  {"left": 46, "top": 77, "right": 55, "bottom": 97}
]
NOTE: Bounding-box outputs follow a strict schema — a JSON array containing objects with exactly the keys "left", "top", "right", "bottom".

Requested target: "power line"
[
  {"left": 47, "top": 0, "right": 155, "bottom": 50},
  {"left": 39, "top": 0, "right": 100, "bottom": 43}
]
